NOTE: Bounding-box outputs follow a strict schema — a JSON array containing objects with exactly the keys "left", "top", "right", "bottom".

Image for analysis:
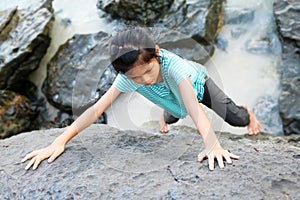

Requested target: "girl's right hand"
[{"left": 21, "top": 142, "right": 65, "bottom": 170}]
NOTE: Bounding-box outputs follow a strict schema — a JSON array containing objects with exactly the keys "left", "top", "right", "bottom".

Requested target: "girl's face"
[
  {"left": 125, "top": 58, "right": 162, "bottom": 85},
  {"left": 125, "top": 47, "right": 162, "bottom": 86}
]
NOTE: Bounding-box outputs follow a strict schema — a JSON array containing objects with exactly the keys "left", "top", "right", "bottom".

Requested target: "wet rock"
[
  {"left": 97, "top": 0, "right": 173, "bottom": 25},
  {"left": 230, "top": 27, "right": 247, "bottom": 39},
  {"left": 98, "top": 0, "right": 225, "bottom": 64},
  {"left": 154, "top": 28, "right": 213, "bottom": 64},
  {"left": 215, "top": 36, "right": 228, "bottom": 52},
  {"left": 159, "top": 0, "right": 224, "bottom": 44},
  {"left": 0, "top": 90, "right": 33, "bottom": 139},
  {"left": 153, "top": 0, "right": 224, "bottom": 63},
  {"left": 245, "top": 33, "right": 282, "bottom": 55},
  {"left": 253, "top": 96, "right": 283, "bottom": 135},
  {"left": 223, "top": 8, "right": 255, "bottom": 24},
  {"left": 274, "top": 0, "right": 300, "bottom": 44},
  {"left": 245, "top": 38, "right": 271, "bottom": 54},
  {"left": 1, "top": 124, "right": 300, "bottom": 199},
  {"left": 42, "top": 31, "right": 113, "bottom": 117},
  {"left": 274, "top": 0, "right": 300, "bottom": 135},
  {"left": 0, "top": 0, "right": 53, "bottom": 91}
]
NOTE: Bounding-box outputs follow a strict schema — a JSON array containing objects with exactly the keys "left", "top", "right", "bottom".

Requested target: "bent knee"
[{"left": 225, "top": 106, "right": 250, "bottom": 127}]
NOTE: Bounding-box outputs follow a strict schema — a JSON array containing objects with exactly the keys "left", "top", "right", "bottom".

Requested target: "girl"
[{"left": 22, "top": 27, "right": 261, "bottom": 171}]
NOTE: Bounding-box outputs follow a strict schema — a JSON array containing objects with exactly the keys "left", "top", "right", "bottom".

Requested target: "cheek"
[{"left": 132, "top": 77, "right": 143, "bottom": 84}]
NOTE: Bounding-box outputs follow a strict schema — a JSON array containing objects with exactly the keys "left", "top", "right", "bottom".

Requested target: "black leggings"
[{"left": 164, "top": 77, "right": 250, "bottom": 126}]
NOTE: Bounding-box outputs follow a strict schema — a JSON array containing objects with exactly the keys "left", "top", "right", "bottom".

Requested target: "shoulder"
[
  {"left": 159, "top": 49, "right": 189, "bottom": 71},
  {"left": 112, "top": 73, "right": 140, "bottom": 92},
  {"left": 159, "top": 49, "right": 183, "bottom": 63}
]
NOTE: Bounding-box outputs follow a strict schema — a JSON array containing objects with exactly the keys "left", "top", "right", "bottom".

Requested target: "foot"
[
  {"left": 242, "top": 105, "right": 262, "bottom": 136},
  {"left": 158, "top": 113, "right": 169, "bottom": 134}
]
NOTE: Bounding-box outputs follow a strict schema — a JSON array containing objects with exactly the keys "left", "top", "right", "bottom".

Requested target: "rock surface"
[
  {"left": 0, "top": 0, "right": 54, "bottom": 138},
  {"left": 98, "top": 0, "right": 224, "bottom": 64},
  {"left": 274, "top": 0, "right": 300, "bottom": 135},
  {"left": 0, "top": 0, "right": 53, "bottom": 90},
  {"left": 42, "top": 31, "right": 113, "bottom": 118},
  {"left": 98, "top": 0, "right": 173, "bottom": 25},
  {"left": 1, "top": 124, "right": 300, "bottom": 199}
]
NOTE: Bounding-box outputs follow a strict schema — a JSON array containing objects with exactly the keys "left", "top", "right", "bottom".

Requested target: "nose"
[{"left": 142, "top": 75, "right": 151, "bottom": 85}]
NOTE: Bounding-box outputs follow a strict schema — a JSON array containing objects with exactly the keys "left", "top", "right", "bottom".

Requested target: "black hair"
[{"left": 110, "top": 27, "right": 157, "bottom": 74}]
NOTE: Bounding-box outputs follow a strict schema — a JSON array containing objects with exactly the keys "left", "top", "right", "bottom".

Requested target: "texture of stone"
[
  {"left": 0, "top": 0, "right": 53, "bottom": 90},
  {"left": 0, "top": 124, "right": 299, "bottom": 199},
  {"left": 0, "top": 90, "right": 33, "bottom": 139},
  {"left": 274, "top": 0, "right": 300, "bottom": 135}
]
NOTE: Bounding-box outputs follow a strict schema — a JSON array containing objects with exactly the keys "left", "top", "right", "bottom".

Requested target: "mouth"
[{"left": 145, "top": 82, "right": 153, "bottom": 86}]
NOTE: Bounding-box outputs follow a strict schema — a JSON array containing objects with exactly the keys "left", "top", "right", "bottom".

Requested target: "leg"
[
  {"left": 201, "top": 77, "right": 261, "bottom": 135},
  {"left": 158, "top": 111, "right": 179, "bottom": 134}
]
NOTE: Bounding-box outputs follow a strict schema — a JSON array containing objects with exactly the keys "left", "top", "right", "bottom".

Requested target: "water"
[{"left": 0, "top": 0, "right": 282, "bottom": 134}]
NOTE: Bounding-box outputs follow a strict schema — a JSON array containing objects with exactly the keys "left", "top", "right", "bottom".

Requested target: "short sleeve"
[
  {"left": 167, "top": 53, "right": 194, "bottom": 84},
  {"left": 112, "top": 73, "right": 139, "bottom": 92}
]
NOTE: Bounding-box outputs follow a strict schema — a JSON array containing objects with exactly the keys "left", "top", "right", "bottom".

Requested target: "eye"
[{"left": 146, "top": 66, "right": 153, "bottom": 73}]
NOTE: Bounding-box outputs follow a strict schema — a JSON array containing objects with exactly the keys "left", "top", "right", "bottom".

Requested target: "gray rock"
[
  {"left": 231, "top": 27, "right": 247, "bottom": 39},
  {"left": 245, "top": 33, "right": 282, "bottom": 55},
  {"left": 97, "top": 0, "right": 173, "bottom": 25},
  {"left": 0, "top": 0, "right": 53, "bottom": 90},
  {"left": 98, "top": 0, "right": 225, "bottom": 64},
  {"left": 245, "top": 38, "right": 272, "bottom": 54},
  {"left": 253, "top": 96, "right": 283, "bottom": 135},
  {"left": 42, "top": 31, "right": 112, "bottom": 116},
  {"left": 274, "top": 0, "right": 300, "bottom": 135},
  {"left": 223, "top": 8, "right": 255, "bottom": 25},
  {"left": 1, "top": 124, "right": 300, "bottom": 199},
  {"left": 274, "top": 0, "right": 300, "bottom": 43}
]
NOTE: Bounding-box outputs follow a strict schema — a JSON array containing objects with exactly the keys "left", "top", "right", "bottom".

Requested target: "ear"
[{"left": 155, "top": 45, "right": 160, "bottom": 56}]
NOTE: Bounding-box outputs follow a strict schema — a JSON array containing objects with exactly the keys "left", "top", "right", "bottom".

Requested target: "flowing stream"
[{"left": 0, "top": 0, "right": 282, "bottom": 134}]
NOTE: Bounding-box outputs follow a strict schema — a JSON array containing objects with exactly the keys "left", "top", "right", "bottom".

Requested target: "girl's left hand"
[{"left": 198, "top": 144, "right": 239, "bottom": 170}]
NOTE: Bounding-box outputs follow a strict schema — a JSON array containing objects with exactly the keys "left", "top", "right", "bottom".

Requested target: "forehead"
[{"left": 125, "top": 61, "right": 151, "bottom": 76}]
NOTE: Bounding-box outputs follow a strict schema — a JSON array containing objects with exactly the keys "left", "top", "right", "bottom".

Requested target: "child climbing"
[{"left": 22, "top": 27, "right": 261, "bottom": 171}]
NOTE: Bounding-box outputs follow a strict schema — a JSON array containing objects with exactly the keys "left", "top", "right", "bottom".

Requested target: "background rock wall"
[{"left": 273, "top": 0, "right": 300, "bottom": 135}]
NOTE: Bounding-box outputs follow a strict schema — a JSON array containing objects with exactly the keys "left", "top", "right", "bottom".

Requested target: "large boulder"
[
  {"left": 0, "top": 0, "right": 53, "bottom": 90},
  {"left": 1, "top": 124, "right": 300, "bottom": 199},
  {"left": 274, "top": 0, "right": 300, "bottom": 135},
  {"left": 97, "top": 0, "right": 174, "bottom": 25},
  {"left": 42, "top": 31, "right": 115, "bottom": 118},
  {"left": 98, "top": 0, "right": 225, "bottom": 64},
  {"left": 0, "top": 0, "right": 54, "bottom": 137}
]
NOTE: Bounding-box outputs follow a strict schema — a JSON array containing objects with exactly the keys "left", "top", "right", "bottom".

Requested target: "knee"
[
  {"left": 164, "top": 111, "right": 179, "bottom": 124},
  {"left": 225, "top": 106, "right": 250, "bottom": 127}
]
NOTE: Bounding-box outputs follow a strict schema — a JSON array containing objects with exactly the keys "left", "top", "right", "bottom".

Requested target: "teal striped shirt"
[{"left": 112, "top": 49, "right": 207, "bottom": 119}]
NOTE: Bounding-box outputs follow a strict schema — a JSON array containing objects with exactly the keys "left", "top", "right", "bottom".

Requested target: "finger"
[
  {"left": 198, "top": 152, "right": 207, "bottom": 162},
  {"left": 48, "top": 150, "right": 61, "bottom": 163},
  {"left": 229, "top": 153, "right": 239, "bottom": 160},
  {"left": 208, "top": 155, "right": 215, "bottom": 171},
  {"left": 33, "top": 157, "right": 43, "bottom": 170},
  {"left": 22, "top": 150, "right": 40, "bottom": 163},
  {"left": 216, "top": 155, "right": 224, "bottom": 169},
  {"left": 224, "top": 153, "right": 232, "bottom": 164},
  {"left": 25, "top": 157, "right": 36, "bottom": 170}
]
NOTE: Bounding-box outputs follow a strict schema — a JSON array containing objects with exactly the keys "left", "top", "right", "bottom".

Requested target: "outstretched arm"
[
  {"left": 178, "top": 78, "right": 239, "bottom": 170},
  {"left": 22, "top": 86, "right": 121, "bottom": 170}
]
